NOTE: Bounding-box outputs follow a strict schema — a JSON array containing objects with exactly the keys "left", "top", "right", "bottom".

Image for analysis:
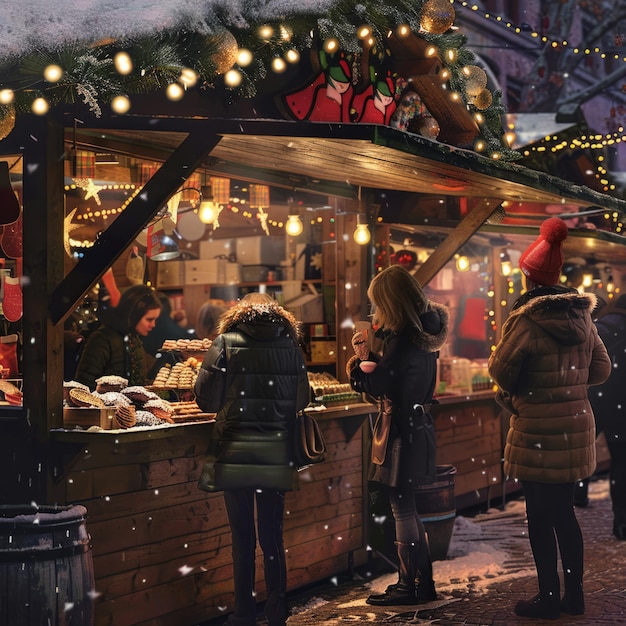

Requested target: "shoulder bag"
[{"left": 293, "top": 410, "right": 327, "bottom": 470}]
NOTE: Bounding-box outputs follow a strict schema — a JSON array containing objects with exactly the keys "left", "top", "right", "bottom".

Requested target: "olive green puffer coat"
[{"left": 488, "top": 286, "right": 611, "bottom": 484}]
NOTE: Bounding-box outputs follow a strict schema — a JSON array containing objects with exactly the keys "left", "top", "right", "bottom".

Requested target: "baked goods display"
[
  {"left": 160, "top": 338, "right": 212, "bottom": 352},
  {"left": 63, "top": 381, "right": 213, "bottom": 430},
  {"left": 151, "top": 357, "right": 201, "bottom": 389},
  {"left": 0, "top": 380, "right": 23, "bottom": 406},
  {"left": 62, "top": 380, "right": 90, "bottom": 403},
  {"left": 95, "top": 375, "right": 128, "bottom": 394},
  {"left": 307, "top": 372, "right": 361, "bottom": 406}
]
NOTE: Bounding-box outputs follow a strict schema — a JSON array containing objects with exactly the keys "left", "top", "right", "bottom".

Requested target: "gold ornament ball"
[
  {"left": 209, "top": 30, "right": 239, "bottom": 75},
  {"left": 0, "top": 103, "right": 16, "bottom": 142},
  {"left": 474, "top": 88, "right": 493, "bottom": 110},
  {"left": 420, "top": 0, "right": 456, "bottom": 34},
  {"left": 463, "top": 65, "right": 488, "bottom": 97},
  {"left": 418, "top": 115, "right": 440, "bottom": 140}
]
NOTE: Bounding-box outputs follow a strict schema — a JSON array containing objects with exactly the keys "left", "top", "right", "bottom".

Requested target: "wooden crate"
[{"left": 63, "top": 407, "right": 115, "bottom": 430}]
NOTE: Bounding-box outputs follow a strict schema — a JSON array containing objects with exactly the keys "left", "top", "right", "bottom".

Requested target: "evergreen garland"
[{"left": 0, "top": 0, "right": 519, "bottom": 160}]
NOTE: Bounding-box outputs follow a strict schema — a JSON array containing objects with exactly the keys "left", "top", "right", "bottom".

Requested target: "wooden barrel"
[
  {"left": 415, "top": 465, "right": 457, "bottom": 561},
  {"left": 0, "top": 504, "right": 94, "bottom": 625}
]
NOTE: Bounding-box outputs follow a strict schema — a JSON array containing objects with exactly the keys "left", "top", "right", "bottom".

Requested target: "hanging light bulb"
[
  {"left": 455, "top": 254, "right": 470, "bottom": 272},
  {"left": 499, "top": 250, "right": 512, "bottom": 276},
  {"left": 199, "top": 184, "right": 219, "bottom": 224},
  {"left": 285, "top": 213, "right": 303, "bottom": 237},
  {"left": 353, "top": 214, "right": 371, "bottom": 245}
]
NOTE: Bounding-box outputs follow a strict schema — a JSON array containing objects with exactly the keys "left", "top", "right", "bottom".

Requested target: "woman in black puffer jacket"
[{"left": 195, "top": 292, "right": 310, "bottom": 626}]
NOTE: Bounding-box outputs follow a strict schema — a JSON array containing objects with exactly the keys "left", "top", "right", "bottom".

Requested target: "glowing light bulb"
[
  {"left": 285, "top": 214, "right": 303, "bottom": 237},
  {"left": 114, "top": 52, "right": 133, "bottom": 75},
  {"left": 456, "top": 255, "right": 470, "bottom": 272},
  {"left": 166, "top": 83, "right": 185, "bottom": 101},
  {"left": 353, "top": 223, "right": 371, "bottom": 245},
  {"left": 44, "top": 64, "right": 63, "bottom": 82},
  {"left": 32, "top": 97, "right": 49, "bottom": 115},
  {"left": 0, "top": 89, "right": 14, "bottom": 104},
  {"left": 224, "top": 69, "right": 242, "bottom": 87},
  {"left": 111, "top": 95, "right": 131, "bottom": 113},
  {"left": 237, "top": 49, "right": 253, "bottom": 67}
]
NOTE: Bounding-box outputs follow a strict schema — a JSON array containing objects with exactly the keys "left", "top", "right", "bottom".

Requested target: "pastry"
[
  {"left": 62, "top": 380, "right": 90, "bottom": 403},
  {"left": 68, "top": 387, "right": 105, "bottom": 408},
  {"left": 143, "top": 398, "right": 174, "bottom": 423},
  {"left": 114, "top": 404, "right": 136, "bottom": 429},
  {"left": 95, "top": 375, "right": 128, "bottom": 394}
]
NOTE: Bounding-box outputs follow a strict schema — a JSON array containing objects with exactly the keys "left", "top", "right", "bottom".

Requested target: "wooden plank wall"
[
  {"left": 56, "top": 415, "right": 366, "bottom": 626},
  {"left": 432, "top": 396, "right": 504, "bottom": 511}
]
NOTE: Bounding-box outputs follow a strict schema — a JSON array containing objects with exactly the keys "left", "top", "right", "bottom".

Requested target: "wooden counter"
[{"left": 50, "top": 403, "right": 376, "bottom": 626}]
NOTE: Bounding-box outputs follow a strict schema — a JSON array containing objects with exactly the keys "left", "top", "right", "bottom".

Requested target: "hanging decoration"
[
  {"left": 0, "top": 0, "right": 518, "bottom": 161},
  {"left": 0, "top": 104, "right": 15, "bottom": 142},
  {"left": 249, "top": 184, "right": 271, "bottom": 235},
  {"left": 420, "top": 0, "right": 456, "bottom": 35}
]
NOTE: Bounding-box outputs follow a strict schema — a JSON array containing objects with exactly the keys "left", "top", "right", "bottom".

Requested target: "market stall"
[{"left": 2, "top": 9, "right": 626, "bottom": 626}]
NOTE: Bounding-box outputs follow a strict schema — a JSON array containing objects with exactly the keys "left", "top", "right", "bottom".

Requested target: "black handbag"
[{"left": 293, "top": 411, "right": 327, "bottom": 470}]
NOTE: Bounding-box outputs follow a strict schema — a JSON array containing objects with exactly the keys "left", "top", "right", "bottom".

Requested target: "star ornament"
[
  {"left": 64, "top": 207, "right": 80, "bottom": 257},
  {"left": 310, "top": 251, "right": 323, "bottom": 271},
  {"left": 74, "top": 177, "right": 104, "bottom": 205}
]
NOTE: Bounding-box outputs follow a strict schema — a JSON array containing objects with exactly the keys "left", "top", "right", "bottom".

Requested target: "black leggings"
[{"left": 522, "top": 481, "right": 583, "bottom": 596}]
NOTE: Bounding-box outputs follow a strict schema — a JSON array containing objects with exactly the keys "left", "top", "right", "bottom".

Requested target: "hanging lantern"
[
  {"left": 0, "top": 104, "right": 16, "bottom": 141},
  {"left": 249, "top": 184, "right": 270, "bottom": 209},
  {"left": 462, "top": 65, "right": 488, "bottom": 97},
  {"left": 420, "top": 0, "right": 456, "bottom": 35},
  {"left": 210, "top": 176, "right": 231, "bottom": 205}
]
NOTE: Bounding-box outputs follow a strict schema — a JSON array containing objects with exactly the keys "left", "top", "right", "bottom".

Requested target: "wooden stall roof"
[
  {"left": 73, "top": 118, "right": 626, "bottom": 210},
  {"left": 51, "top": 117, "right": 626, "bottom": 323}
]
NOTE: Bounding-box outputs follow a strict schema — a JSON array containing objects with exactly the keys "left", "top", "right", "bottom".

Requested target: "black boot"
[
  {"left": 367, "top": 542, "right": 418, "bottom": 606},
  {"left": 514, "top": 591, "right": 560, "bottom": 620},
  {"left": 415, "top": 533, "right": 437, "bottom": 603}
]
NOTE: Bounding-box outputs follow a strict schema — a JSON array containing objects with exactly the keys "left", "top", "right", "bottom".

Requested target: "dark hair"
[{"left": 116, "top": 285, "right": 161, "bottom": 331}]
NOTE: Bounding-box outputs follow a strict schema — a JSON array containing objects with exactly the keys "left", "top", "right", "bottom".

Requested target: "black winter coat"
[
  {"left": 589, "top": 303, "right": 626, "bottom": 437},
  {"left": 195, "top": 302, "right": 310, "bottom": 492},
  {"left": 348, "top": 302, "right": 449, "bottom": 488}
]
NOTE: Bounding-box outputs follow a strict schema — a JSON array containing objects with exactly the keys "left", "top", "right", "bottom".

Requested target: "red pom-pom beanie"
[{"left": 519, "top": 217, "right": 568, "bottom": 286}]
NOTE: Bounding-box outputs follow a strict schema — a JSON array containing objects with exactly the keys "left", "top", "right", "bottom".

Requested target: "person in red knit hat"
[{"left": 489, "top": 217, "right": 611, "bottom": 620}]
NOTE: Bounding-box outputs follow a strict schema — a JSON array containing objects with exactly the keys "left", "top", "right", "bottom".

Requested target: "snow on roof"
[{"left": 0, "top": 0, "right": 333, "bottom": 58}]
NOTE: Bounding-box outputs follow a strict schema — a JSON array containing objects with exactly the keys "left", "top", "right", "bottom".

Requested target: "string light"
[{"left": 453, "top": 0, "right": 626, "bottom": 63}]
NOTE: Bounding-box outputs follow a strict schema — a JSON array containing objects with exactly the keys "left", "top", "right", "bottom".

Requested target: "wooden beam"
[
  {"left": 50, "top": 130, "right": 221, "bottom": 324},
  {"left": 415, "top": 198, "right": 502, "bottom": 286}
]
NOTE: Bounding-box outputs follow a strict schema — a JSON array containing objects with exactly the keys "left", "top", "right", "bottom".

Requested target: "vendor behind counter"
[{"left": 73, "top": 285, "right": 162, "bottom": 390}]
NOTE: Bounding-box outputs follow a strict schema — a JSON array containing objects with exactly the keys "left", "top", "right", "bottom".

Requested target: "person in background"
[
  {"left": 141, "top": 292, "right": 196, "bottom": 357},
  {"left": 74, "top": 284, "right": 162, "bottom": 390},
  {"left": 347, "top": 264, "right": 449, "bottom": 607},
  {"left": 195, "top": 292, "right": 310, "bottom": 626},
  {"left": 587, "top": 294, "right": 626, "bottom": 540},
  {"left": 195, "top": 299, "right": 227, "bottom": 340},
  {"left": 488, "top": 217, "right": 611, "bottom": 620}
]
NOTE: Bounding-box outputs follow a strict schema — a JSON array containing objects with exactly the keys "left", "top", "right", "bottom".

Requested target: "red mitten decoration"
[{"left": 2, "top": 276, "right": 22, "bottom": 322}]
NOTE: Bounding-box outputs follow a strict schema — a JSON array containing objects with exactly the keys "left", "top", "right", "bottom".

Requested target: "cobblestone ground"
[{"left": 281, "top": 478, "right": 626, "bottom": 625}]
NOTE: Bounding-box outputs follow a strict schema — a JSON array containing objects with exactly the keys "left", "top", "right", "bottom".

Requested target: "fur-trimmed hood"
[
  {"left": 376, "top": 300, "right": 449, "bottom": 354},
  {"left": 506, "top": 288, "right": 598, "bottom": 346},
  {"left": 217, "top": 299, "right": 302, "bottom": 344}
]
